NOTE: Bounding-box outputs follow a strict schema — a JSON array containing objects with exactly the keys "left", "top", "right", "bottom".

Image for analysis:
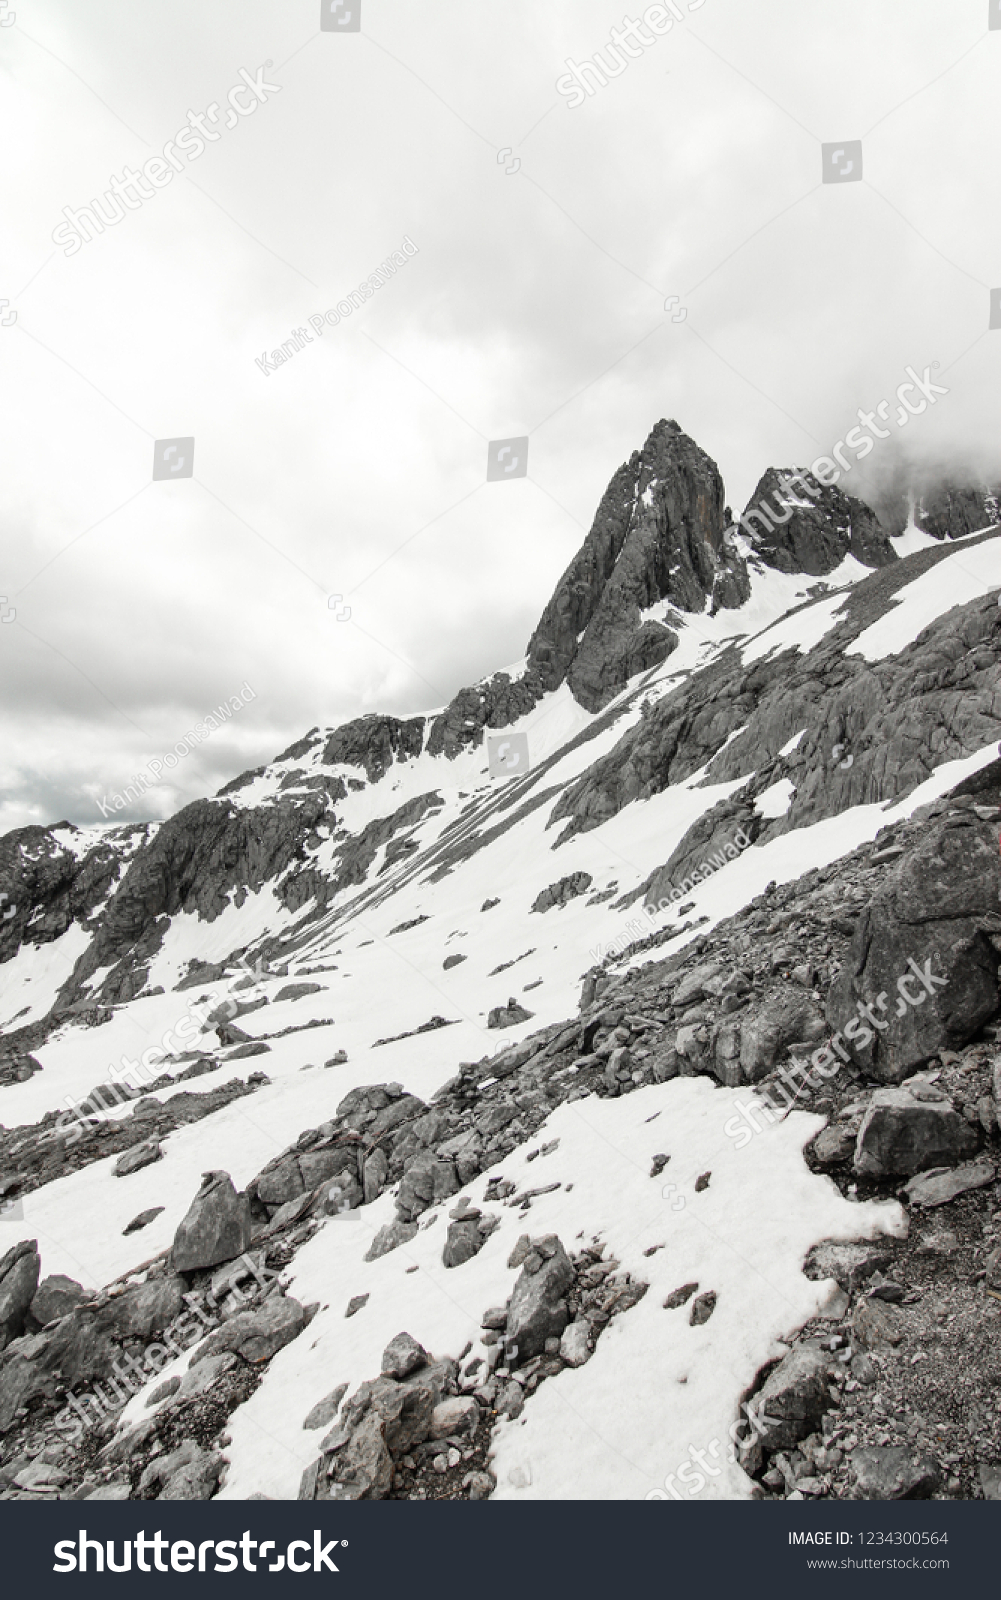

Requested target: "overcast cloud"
[{"left": 1, "top": 0, "right": 998, "bottom": 832}]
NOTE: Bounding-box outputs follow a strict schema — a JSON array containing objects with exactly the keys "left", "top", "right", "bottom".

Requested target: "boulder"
[
  {"left": 28, "top": 1274, "right": 93, "bottom": 1329},
  {"left": 904, "top": 1159, "right": 996, "bottom": 1208},
  {"left": 98, "top": 1276, "right": 185, "bottom": 1340},
  {"left": 381, "top": 1332, "right": 427, "bottom": 1380},
  {"left": 442, "top": 1219, "right": 486, "bottom": 1269},
  {"left": 362, "top": 1148, "right": 389, "bottom": 1204},
  {"left": 113, "top": 1138, "right": 161, "bottom": 1177},
  {"left": 810, "top": 1123, "right": 858, "bottom": 1165},
  {"left": 0, "top": 1242, "right": 40, "bottom": 1351},
  {"left": 854, "top": 1088, "right": 979, "bottom": 1178},
  {"left": 531, "top": 873, "right": 593, "bottom": 914},
  {"left": 851, "top": 1445, "right": 941, "bottom": 1499},
  {"left": 750, "top": 1343, "right": 832, "bottom": 1452},
  {"left": 396, "top": 1155, "right": 458, "bottom": 1221},
  {"left": 430, "top": 1396, "right": 479, "bottom": 1438},
  {"left": 804, "top": 1241, "right": 892, "bottom": 1292},
  {"left": 506, "top": 1235, "right": 574, "bottom": 1360},
  {"left": 189, "top": 1295, "right": 307, "bottom": 1366},
  {"left": 827, "top": 817, "right": 1001, "bottom": 1082},
  {"left": 328, "top": 1410, "right": 392, "bottom": 1501},
  {"left": 171, "top": 1171, "right": 253, "bottom": 1273},
  {"left": 487, "top": 998, "right": 535, "bottom": 1030},
  {"left": 158, "top": 1447, "right": 224, "bottom": 1501},
  {"left": 560, "top": 1321, "right": 592, "bottom": 1368},
  {"left": 364, "top": 1219, "right": 418, "bottom": 1262},
  {"left": 739, "top": 992, "right": 826, "bottom": 1082}
]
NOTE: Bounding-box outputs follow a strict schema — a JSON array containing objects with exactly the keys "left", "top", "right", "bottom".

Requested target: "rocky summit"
[{"left": 1, "top": 419, "right": 1000, "bottom": 1504}]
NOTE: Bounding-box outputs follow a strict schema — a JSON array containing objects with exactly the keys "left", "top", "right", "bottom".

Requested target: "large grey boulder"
[
  {"left": 171, "top": 1171, "right": 253, "bottom": 1273},
  {"left": 28, "top": 1274, "right": 94, "bottom": 1330},
  {"left": 114, "top": 1137, "right": 161, "bottom": 1177},
  {"left": 364, "top": 1218, "right": 418, "bottom": 1262},
  {"left": 189, "top": 1295, "right": 307, "bottom": 1366},
  {"left": 328, "top": 1410, "right": 393, "bottom": 1501},
  {"left": 750, "top": 1342, "right": 832, "bottom": 1453},
  {"left": 854, "top": 1087, "right": 980, "bottom": 1178},
  {"left": 739, "top": 991, "right": 826, "bottom": 1082},
  {"left": 506, "top": 1235, "right": 574, "bottom": 1360},
  {"left": 851, "top": 1445, "right": 941, "bottom": 1499},
  {"left": 396, "top": 1155, "right": 458, "bottom": 1221},
  {"left": 381, "top": 1332, "right": 427, "bottom": 1381},
  {"left": 99, "top": 1276, "right": 186, "bottom": 1340},
  {"left": 0, "top": 1242, "right": 40, "bottom": 1351},
  {"left": 827, "top": 816, "right": 1001, "bottom": 1082}
]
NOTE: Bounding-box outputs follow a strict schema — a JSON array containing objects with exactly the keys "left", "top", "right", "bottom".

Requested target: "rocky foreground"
[{"left": 1, "top": 762, "right": 999, "bottom": 1501}]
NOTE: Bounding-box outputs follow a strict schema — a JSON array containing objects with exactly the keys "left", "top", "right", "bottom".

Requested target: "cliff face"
[
  {"left": 739, "top": 468, "right": 898, "bottom": 576},
  {"left": 525, "top": 420, "right": 751, "bottom": 712}
]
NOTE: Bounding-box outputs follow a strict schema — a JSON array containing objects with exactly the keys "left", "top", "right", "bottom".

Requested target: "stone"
[
  {"left": 739, "top": 992, "right": 826, "bottom": 1083},
  {"left": 158, "top": 1448, "right": 224, "bottom": 1501},
  {"left": 827, "top": 818, "right": 1001, "bottom": 1082},
  {"left": 189, "top": 1295, "right": 307, "bottom": 1366},
  {"left": 304, "top": 1384, "right": 349, "bottom": 1431},
  {"left": 396, "top": 1155, "right": 459, "bottom": 1221},
  {"left": 345, "top": 1294, "right": 369, "bottom": 1318},
  {"left": 851, "top": 1445, "right": 941, "bottom": 1500},
  {"left": 362, "top": 1147, "right": 388, "bottom": 1205},
  {"left": 28, "top": 1274, "right": 93, "bottom": 1329},
  {"left": 171, "top": 1170, "right": 253, "bottom": 1273},
  {"left": 329, "top": 1410, "right": 393, "bottom": 1501},
  {"left": 430, "top": 1396, "right": 480, "bottom": 1438},
  {"left": 123, "top": 1206, "right": 165, "bottom": 1235},
  {"left": 145, "top": 1376, "right": 182, "bottom": 1408},
  {"left": 443, "top": 1218, "right": 487, "bottom": 1269},
  {"left": 99, "top": 1276, "right": 185, "bottom": 1341},
  {"left": 487, "top": 998, "right": 535, "bottom": 1030},
  {"left": 381, "top": 1332, "right": 428, "bottom": 1380},
  {"left": 466, "top": 1471, "right": 493, "bottom": 1499},
  {"left": 979, "top": 1463, "right": 1001, "bottom": 1501},
  {"left": 506, "top": 1234, "right": 573, "bottom": 1360},
  {"left": 751, "top": 1343, "right": 832, "bottom": 1453},
  {"left": 559, "top": 1320, "right": 592, "bottom": 1367},
  {"left": 853, "top": 1297, "right": 905, "bottom": 1349},
  {"left": 113, "top": 1138, "right": 161, "bottom": 1177},
  {"left": 904, "top": 1159, "right": 996, "bottom": 1208},
  {"left": 689, "top": 1290, "right": 717, "bottom": 1326},
  {"left": 364, "top": 1219, "right": 418, "bottom": 1262},
  {"left": 805, "top": 1241, "right": 893, "bottom": 1292},
  {"left": 663, "top": 1282, "right": 699, "bottom": 1310},
  {"left": 531, "top": 873, "right": 593, "bottom": 914},
  {"left": 811, "top": 1123, "right": 857, "bottom": 1165},
  {"left": 0, "top": 1243, "right": 40, "bottom": 1351},
  {"left": 853, "top": 1088, "right": 979, "bottom": 1178},
  {"left": 176, "top": 1350, "right": 238, "bottom": 1400}
]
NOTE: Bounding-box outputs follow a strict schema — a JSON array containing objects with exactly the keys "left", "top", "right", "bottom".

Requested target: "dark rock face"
[
  {"left": 321, "top": 715, "right": 426, "bottom": 782},
  {"left": 739, "top": 468, "right": 897, "bottom": 575},
  {"left": 525, "top": 420, "right": 751, "bottom": 712},
  {"left": 827, "top": 816, "right": 1001, "bottom": 1081},
  {"left": 171, "top": 1171, "right": 253, "bottom": 1274},
  {"left": 0, "top": 1242, "right": 41, "bottom": 1350},
  {"left": 531, "top": 873, "right": 593, "bottom": 913},
  {"left": 914, "top": 482, "right": 1001, "bottom": 542},
  {"left": 28, "top": 1274, "right": 93, "bottom": 1330}
]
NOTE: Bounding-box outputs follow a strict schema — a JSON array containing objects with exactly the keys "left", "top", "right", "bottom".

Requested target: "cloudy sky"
[{"left": 1, "top": 0, "right": 998, "bottom": 832}]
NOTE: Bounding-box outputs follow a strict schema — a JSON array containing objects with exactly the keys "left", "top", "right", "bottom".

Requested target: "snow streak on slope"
[{"left": 848, "top": 533, "right": 1001, "bottom": 662}]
